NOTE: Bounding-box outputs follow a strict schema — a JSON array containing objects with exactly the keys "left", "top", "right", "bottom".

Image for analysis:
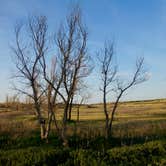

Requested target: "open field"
[
  {"left": 0, "top": 99, "right": 166, "bottom": 138},
  {"left": 0, "top": 99, "right": 166, "bottom": 165}
]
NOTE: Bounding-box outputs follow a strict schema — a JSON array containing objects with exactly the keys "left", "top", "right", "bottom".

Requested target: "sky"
[{"left": 0, "top": 0, "right": 166, "bottom": 103}]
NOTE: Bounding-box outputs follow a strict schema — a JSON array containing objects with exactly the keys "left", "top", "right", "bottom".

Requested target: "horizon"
[
  {"left": 1, "top": 97, "right": 166, "bottom": 105},
  {"left": 1, "top": 0, "right": 166, "bottom": 103}
]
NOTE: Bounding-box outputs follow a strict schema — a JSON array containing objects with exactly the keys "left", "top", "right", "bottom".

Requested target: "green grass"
[{"left": 0, "top": 137, "right": 165, "bottom": 166}]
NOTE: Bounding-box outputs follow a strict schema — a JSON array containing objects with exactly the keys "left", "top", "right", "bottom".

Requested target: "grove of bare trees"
[{"left": 12, "top": 6, "right": 147, "bottom": 145}]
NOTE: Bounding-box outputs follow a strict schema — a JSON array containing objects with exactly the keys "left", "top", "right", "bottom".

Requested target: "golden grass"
[{"left": 0, "top": 99, "right": 166, "bottom": 138}]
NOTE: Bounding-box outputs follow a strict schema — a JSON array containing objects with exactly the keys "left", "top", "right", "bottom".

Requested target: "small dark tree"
[
  {"left": 98, "top": 42, "right": 117, "bottom": 138},
  {"left": 99, "top": 42, "right": 147, "bottom": 138},
  {"left": 109, "top": 57, "right": 147, "bottom": 136}
]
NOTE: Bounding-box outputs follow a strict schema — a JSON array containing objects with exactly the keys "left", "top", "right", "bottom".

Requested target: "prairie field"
[
  {"left": 0, "top": 99, "right": 166, "bottom": 166},
  {"left": 0, "top": 99, "right": 166, "bottom": 138}
]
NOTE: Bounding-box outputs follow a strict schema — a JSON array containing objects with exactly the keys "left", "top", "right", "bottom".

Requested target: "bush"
[
  {"left": 0, "top": 134, "right": 61, "bottom": 150},
  {"left": 65, "top": 140, "right": 166, "bottom": 166},
  {"left": 0, "top": 147, "right": 70, "bottom": 166},
  {"left": 0, "top": 140, "right": 165, "bottom": 166},
  {"left": 106, "top": 141, "right": 166, "bottom": 165}
]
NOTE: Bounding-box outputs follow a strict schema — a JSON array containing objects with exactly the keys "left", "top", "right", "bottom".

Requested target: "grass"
[
  {"left": 0, "top": 137, "right": 165, "bottom": 165},
  {"left": 0, "top": 99, "right": 166, "bottom": 165},
  {"left": 1, "top": 99, "right": 166, "bottom": 138}
]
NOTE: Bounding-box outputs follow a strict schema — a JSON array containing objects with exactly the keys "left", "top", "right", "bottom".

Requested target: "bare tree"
[
  {"left": 99, "top": 42, "right": 147, "bottom": 138},
  {"left": 109, "top": 57, "right": 147, "bottom": 136},
  {"left": 98, "top": 42, "right": 117, "bottom": 138},
  {"left": 40, "top": 55, "right": 64, "bottom": 140},
  {"left": 35, "top": 6, "right": 92, "bottom": 146},
  {"left": 55, "top": 7, "right": 92, "bottom": 145},
  {"left": 12, "top": 16, "right": 49, "bottom": 140}
]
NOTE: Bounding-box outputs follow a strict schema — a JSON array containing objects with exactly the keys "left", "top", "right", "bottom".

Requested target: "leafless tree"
[
  {"left": 98, "top": 42, "right": 117, "bottom": 138},
  {"left": 109, "top": 57, "right": 147, "bottom": 136},
  {"left": 55, "top": 7, "right": 92, "bottom": 145},
  {"left": 99, "top": 42, "right": 147, "bottom": 138},
  {"left": 40, "top": 54, "right": 64, "bottom": 140},
  {"left": 12, "top": 16, "right": 49, "bottom": 140},
  {"left": 35, "top": 6, "right": 92, "bottom": 146}
]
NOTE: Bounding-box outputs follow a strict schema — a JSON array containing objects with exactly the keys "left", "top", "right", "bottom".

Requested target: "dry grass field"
[
  {"left": 0, "top": 99, "right": 166, "bottom": 139},
  {"left": 0, "top": 99, "right": 166, "bottom": 165}
]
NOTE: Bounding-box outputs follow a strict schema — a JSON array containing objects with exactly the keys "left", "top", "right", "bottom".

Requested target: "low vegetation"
[
  {"left": 0, "top": 136, "right": 166, "bottom": 166},
  {"left": 0, "top": 99, "right": 166, "bottom": 165}
]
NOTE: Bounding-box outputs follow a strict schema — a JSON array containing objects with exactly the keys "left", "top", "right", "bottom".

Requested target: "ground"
[
  {"left": 0, "top": 99, "right": 166, "bottom": 165},
  {"left": 0, "top": 99, "right": 166, "bottom": 138}
]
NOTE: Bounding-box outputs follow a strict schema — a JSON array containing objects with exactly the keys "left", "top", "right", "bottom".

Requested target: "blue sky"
[{"left": 0, "top": 0, "right": 166, "bottom": 103}]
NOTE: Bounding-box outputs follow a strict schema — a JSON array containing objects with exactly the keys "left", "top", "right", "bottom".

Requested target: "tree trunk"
[
  {"left": 52, "top": 111, "right": 60, "bottom": 134},
  {"left": 103, "top": 84, "right": 109, "bottom": 139},
  {"left": 108, "top": 106, "right": 117, "bottom": 137},
  {"left": 34, "top": 102, "right": 47, "bottom": 140},
  {"left": 105, "top": 115, "right": 109, "bottom": 139},
  {"left": 44, "top": 112, "right": 53, "bottom": 140},
  {"left": 68, "top": 96, "right": 73, "bottom": 121},
  {"left": 77, "top": 105, "right": 80, "bottom": 122},
  {"left": 40, "top": 119, "right": 46, "bottom": 140},
  {"left": 108, "top": 92, "right": 122, "bottom": 137},
  {"left": 61, "top": 102, "right": 69, "bottom": 147}
]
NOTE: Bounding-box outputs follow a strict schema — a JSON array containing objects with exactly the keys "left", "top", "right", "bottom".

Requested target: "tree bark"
[
  {"left": 108, "top": 92, "right": 122, "bottom": 137},
  {"left": 61, "top": 101, "right": 70, "bottom": 146},
  {"left": 103, "top": 78, "right": 109, "bottom": 139},
  {"left": 68, "top": 96, "right": 73, "bottom": 121}
]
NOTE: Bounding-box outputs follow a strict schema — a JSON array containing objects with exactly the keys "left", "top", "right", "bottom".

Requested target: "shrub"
[
  {"left": 0, "top": 140, "right": 165, "bottom": 166},
  {"left": 65, "top": 140, "right": 166, "bottom": 166},
  {"left": 0, "top": 147, "right": 70, "bottom": 166}
]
